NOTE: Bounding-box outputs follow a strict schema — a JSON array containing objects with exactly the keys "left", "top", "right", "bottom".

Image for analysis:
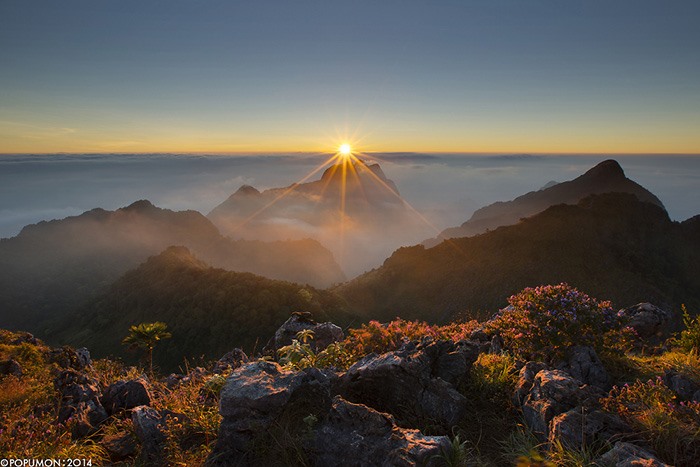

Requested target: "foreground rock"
[
  {"left": 619, "top": 302, "right": 670, "bottom": 345},
  {"left": 597, "top": 441, "right": 670, "bottom": 466},
  {"left": 518, "top": 369, "right": 604, "bottom": 440},
  {"left": 54, "top": 369, "right": 107, "bottom": 438},
  {"left": 208, "top": 361, "right": 332, "bottom": 465},
  {"left": 132, "top": 405, "right": 188, "bottom": 463},
  {"left": 212, "top": 348, "right": 248, "bottom": 374},
  {"left": 313, "top": 396, "right": 449, "bottom": 467},
  {"left": 103, "top": 378, "right": 152, "bottom": 414},
  {"left": 337, "top": 339, "right": 478, "bottom": 430},
  {"left": 264, "top": 312, "right": 344, "bottom": 353},
  {"left": 0, "top": 358, "right": 23, "bottom": 377},
  {"left": 556, "top": 346, "right": 610, "bottom": 390},
  {"left": 549, "top": 407, "right": 632, "bottom": 448}
]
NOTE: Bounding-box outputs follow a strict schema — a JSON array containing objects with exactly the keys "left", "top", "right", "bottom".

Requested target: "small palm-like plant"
[{"left": 122, "top": 321, "right": 171, "bottom": 376}]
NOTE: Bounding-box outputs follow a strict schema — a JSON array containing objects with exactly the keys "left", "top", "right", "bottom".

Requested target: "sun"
[{"left": 338, "top": 143, "right": 352, "bottom": 157}]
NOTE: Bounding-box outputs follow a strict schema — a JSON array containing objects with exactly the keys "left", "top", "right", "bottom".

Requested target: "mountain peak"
[
  {"left": 234, "top": 185, "right": 261, "bottom": 196},
  {"left": 122, "top": 199, "right": 157, "bottom": 212},
  {"left": 581, "top": 159, "right": 625, "bottom": 180}
]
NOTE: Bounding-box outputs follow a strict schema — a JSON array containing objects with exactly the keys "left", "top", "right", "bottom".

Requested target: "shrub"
[
  {"left": 601, "top": 377, "right": 700, "bottom": 466},
  {"left": 670, "top": 305, "right": 700, "bottom": 353},
  {"left": 278, "top": 330, "right": 355, "bottom": 371},
  {"left": 344, "top": 318, "right": 479, "bottom": 358},
  {"left": 486, "top": 283, "right": 617, "bottom": 360}
]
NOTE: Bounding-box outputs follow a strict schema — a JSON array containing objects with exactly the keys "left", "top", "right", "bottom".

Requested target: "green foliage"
[
  {"left": 468, "top": 353, "right": 518, "bottom": 402},
  {"left": 278, "top": 330, "right": 355, "bottom": 371},
  {"left": 433, "top": 434, "right": 476, "bottom": 467},
  {"left": 122, "top": 321, "right": 172, "bottom": 375},
  {"left": 486, "top": 283, "right": 618, "bottom": 360},
  {"left": 601, "top": 378, "right": 700, "bottom": 466},
  {"left": 670, "top": 304, "right": 700, "bottom": 353}
]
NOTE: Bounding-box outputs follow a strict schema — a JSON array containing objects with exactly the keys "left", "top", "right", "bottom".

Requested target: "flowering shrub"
[
  {"left": 486, "top": 283, "right": 617, "bottom": 359},
  {"left": 601, "top": 377, "right": 700, "bottom": 466},
  {"left": 344, "top": 318, "right": 479, "bottom": 358}
]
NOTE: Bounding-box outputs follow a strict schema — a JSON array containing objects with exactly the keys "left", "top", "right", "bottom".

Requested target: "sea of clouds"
[{"left": 1, "top": 153, "right": 698, "bottom": 241}]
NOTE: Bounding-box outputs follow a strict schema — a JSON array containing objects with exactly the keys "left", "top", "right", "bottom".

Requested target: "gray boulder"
[
  {"left": 103, "top": 378, "right": 152, "bottom": 414},
  {"left": 663, "top": 369, "right": 700, "bottom": 400},
  {"left": 46, "top": 346, "right": 92, "bottom": 371},
  {"left": 101, "top": 431, "right": 138, "bottom": 461},
  {"left": 619, "top": 303, "right": 670, "bottom": 342},
  {"left": 549, "top": 407, "right": 633, "bottom": 449},
  {"left": 58, "top": 400, "right": 108, "bottom": 439},
  {"left": 597, "top": 441, "right": 670, "bottom": 466},
  {"left": 556, "top": 346, "right": 610, "bottom": 390},
  {"left": 212, "top": 348, "right": 248, "bottom": 374},
  {"left": 132, "top": 406, "right": 188, "bottom": 463},
  {"left": 313, "top": 396, "right": 450, "bottom": 467},
  {"left": 265, "top": 312, "right": 344, "bottom": 353},
  {"left": 520, "top": 369, "right": 604, "bottom": 440},
  {"left": 209, "top": 361, "right": 332, "bottom": 465},
  {"left": 513, "top": 361, "right": 548, "bottom": 406},
  {"left": 54, "top": 369, "right": 107, "bottom": 438},
  {"left": 337, "top": 340, "right": 476, "bottom": 430}
]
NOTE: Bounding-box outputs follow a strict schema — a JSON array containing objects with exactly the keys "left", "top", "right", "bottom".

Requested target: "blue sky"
[{"left": 1, "top": 1, "right": 699, "bottom": 153}]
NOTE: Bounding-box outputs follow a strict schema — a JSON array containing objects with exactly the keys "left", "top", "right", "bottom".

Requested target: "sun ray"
[{"left": 228, "top": 153, "right": 341, "bottom": 233}]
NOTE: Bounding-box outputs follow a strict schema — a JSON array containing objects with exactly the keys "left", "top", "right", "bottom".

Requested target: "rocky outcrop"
[
  {"left": 103, "top": 378, "right": 152, "bottom": 414},
  {"left": 212, "top": 348, "right": 248, "bottom": 374},
  {"left": 265, "top": 312, "right": 344, "bottom": 354},
  {"left": 663, "top": 369, "right": 700, "bottom": 401},
  {"left": 519, "top": 369, "right": 604, "bottom": 440},
  {"left": 132, "top": 406, "right": 188, "bottom": 463},
  {"left": 101, "top": 431, "right": 138, "bottom": 462},
  {"left": 47, "top": 346, "right": 92, "bottom": 371},
  {"left": 313, "top": 396, "right": 449, "bottom": 467},
  {"left": 337, "top": 339, "right": 478, "bottom": 430},
  {"left": 209, "top": 361, "right": 332, "bottom": 465},
  {"left": 597, "top": 441, "right": 670, "bottom": 466},
  {"left": 54, "top": 369, "right": 107, "bottom": 438},
  {"left": 619, "top": 303, "right": 670, "bottom": 344},
  {"left": 549, "top": 407, "right": 632, "bottom": 449},
  {"left": 556, "top": 346, "right": 610, "bottom": 390}
]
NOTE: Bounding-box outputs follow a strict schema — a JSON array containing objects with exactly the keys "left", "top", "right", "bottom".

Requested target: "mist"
[{"left": 1, "top": 153, "right": 698, "bottom": 276}]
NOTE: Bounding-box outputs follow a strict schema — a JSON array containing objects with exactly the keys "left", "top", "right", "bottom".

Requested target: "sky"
[{"left": 1, "top": 1, "right": 699, "bottom": 154}]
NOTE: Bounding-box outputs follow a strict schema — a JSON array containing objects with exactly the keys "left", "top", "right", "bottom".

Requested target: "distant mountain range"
[
  {"left": 0, "top": 200, "right": 344, "bottom": 333},
  {"left": 208, "top": 158, "right": 433, "bottom": 276},
  {"left": 425, "top": 160, "right": 665, "bottom": 246},
  {"left": 337, "top": 192, "right": 700, "bottom": 323},
  {"left": 55, "top": 246, "right": 352, "bottom": 370}
]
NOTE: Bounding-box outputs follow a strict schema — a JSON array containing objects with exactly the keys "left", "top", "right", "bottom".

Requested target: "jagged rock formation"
[
  {"left": 428, "top": 159, "right": 666, "bottom": 245},
  {"left": 208, "top": 159, "right": 433, "bottom": 276},
  {"left": 0, "top": 200, "right": 345, "bottom": 333}
]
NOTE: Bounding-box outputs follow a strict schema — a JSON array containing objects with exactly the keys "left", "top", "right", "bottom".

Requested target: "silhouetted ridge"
[
  {"left": 233, "top": 185, "right": 261, "bottom": 196},
  {"left": 428, "top": 159, "right": 665, "bottom": 245},
  {"left": 121, "top": 199, "right": 157, "bottom": 212},
  {"left": 580, "top": 159, "right": 625, "bottom": 181}
]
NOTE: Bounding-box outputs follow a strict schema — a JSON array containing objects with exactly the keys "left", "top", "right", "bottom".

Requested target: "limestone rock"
[
  {"left": 337, "top": 340, "right": 475, "bottom": 430},
  {"left": 597, "top": 441, "right": 670, "bottom": 466},
  {"left": 663, "top": 369, "right": 700, "bottom": 400},
  {"left": 209, "top": 361, "right": 331, "bottom": 464},
  {"left": 549, "top": 407, "right": 633, "bottom": 449},
  {"left": 212, "top": 348, "right": 248, "bottom": 374},
  {"left": 520, "top": 369, "right": 603, "bottom": 440},
  {"left": 265, "top": 312, "right": 344, "bottom": 353},
  {"left": 513, "top": 361, "right": 548, "bottom": 406},
  {"left": 101, "top": 431, "right": 137, "bottom": 461},
  {"left": 619, "top": 303, "right": 670, "bottom": 342},
  {"left": 313, "top": 396, "right": 450, "bottom": 467},
  {"left": 103, "top": 378, "right": 152, "bottom": 414},
  {"left": 556, "top": 346, "right": 610, "bottom": 390}
]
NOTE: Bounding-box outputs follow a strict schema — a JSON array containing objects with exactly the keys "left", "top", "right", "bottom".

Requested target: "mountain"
[
  {"left": 208, "top": 158, "right": 433, "bottom": 277},
  {"left": 337, "top": 192, "right": 700, "bottom": 323},
  {"left": 426, "top": 159, "right": 665, "bottom": 246},
  {"left": 0, "top": 201, "right": 344, "bottom": 333},
  {"left": 55, "top": 246, "right": 352, "bottom": 371}
]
